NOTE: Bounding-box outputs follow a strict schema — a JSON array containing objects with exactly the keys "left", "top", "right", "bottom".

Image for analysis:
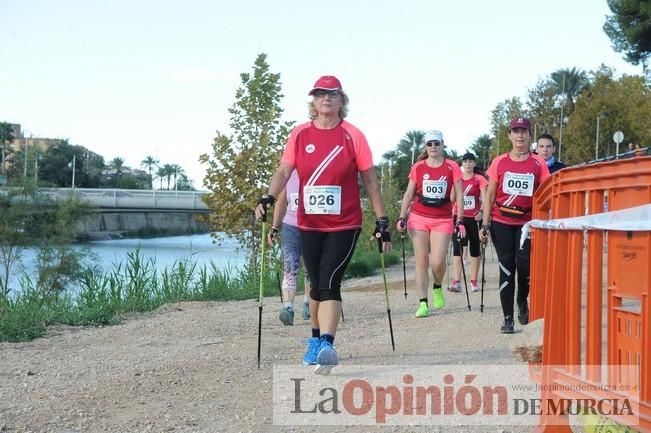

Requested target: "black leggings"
[
  {"left": 452, "top": 217, "right": 480, "bottom": 257},
  {"left": 490, "top": 221, "right": 531, "bottom": 319},
  {"left": 300, "top": 229, "right": 360, "bottom": 302}
]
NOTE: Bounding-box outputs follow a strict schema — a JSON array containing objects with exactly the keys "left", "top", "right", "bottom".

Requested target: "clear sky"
[{"left": 0, "top": 0, "right": 642, "bottom": 188}]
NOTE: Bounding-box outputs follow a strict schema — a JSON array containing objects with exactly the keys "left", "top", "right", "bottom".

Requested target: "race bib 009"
[
  {"left": 503, "top": 172, "right": 535, "bottom": 197},
  {"left": 303, "top": 186, "right": 341, "bottom": 215},
  {"left": 463, "top": 195, "right": 475, "bottom": 210},
  {"left": 422, "top": 180, "right": 447, "bottom": 199}
]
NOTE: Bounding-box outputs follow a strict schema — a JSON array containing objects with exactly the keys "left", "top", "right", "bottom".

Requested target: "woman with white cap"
[
  {"left": 396, "top": 130, "right": 465, "bottom": 318},
  {"left": 479, "top": 117, "right": 550, "bottom": 334},
  {"left": 255, "top": 75, "right": 391, "bottom": 374}
]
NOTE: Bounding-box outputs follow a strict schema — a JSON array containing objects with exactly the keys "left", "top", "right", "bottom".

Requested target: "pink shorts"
[{"left": 407, "top": 212, "right": 454, "bottom": 234}]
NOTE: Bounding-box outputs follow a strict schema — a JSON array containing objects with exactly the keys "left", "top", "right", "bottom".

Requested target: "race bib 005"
[
  {"left": 503, "top": 172, "right": 534, "bottom": 197},
  {"left": 422, "top": 180, "right": 447, "bottom": 199},
  {"left": 303, "top": 186, "right": 341, "bottom": 215}
]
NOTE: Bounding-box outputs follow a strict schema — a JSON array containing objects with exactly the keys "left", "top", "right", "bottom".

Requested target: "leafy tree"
[
  {"left": 200, "top": 53, "right": 294, "bottom": 262},
  {"left": 0, "top": 122, "right": 15, "bottom": 176},
  {"left": 562, "top": 68, "right": 651, "bottom": 163},
  {"left": 0, "top": 186, "right": 90, "bottom": 313},
  {"left": 490, "top": 97, "right": 525, "bottom": 155},
  {"left": 526, "top": 79, "right": 562, "bottom": 139},
  {"left": 37, "top": 142, "right": 105, "bottom": 188},
  {"left": 140, "top": 156, "right": 159, "bottom": 189},
  {"left": 604, "top": 0, "right": 651, "bottom": 73}
]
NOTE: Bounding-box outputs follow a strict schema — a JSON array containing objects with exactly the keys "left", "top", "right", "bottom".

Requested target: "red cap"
[
  {"left": 509, "top": 117, "right": 531, "bottom": 131},
  {"left": 308, "top": 75, "right": 342, "bottom": 95}
]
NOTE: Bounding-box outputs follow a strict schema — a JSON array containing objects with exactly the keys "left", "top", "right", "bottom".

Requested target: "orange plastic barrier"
[{"left": 529, "top": 156, "right": 651, "bottom": 432}]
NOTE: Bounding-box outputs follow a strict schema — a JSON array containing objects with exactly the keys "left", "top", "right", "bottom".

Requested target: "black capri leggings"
[
  {"left": 489, "top": 221, "right": 531, "bottom": 319},
  {"left": 452, "top": 217, "right": 481, "bottom": 257},
  {"left": 300, "top": 229, "right": 361, "bottom": 302}
]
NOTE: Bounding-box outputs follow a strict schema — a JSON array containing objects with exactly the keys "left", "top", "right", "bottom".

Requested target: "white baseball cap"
[{"left": 424, "top": 130, "right": 444, "bottom": 143}]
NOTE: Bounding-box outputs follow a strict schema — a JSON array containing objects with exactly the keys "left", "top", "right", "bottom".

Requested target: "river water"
[{"left": 3, "top": 234, "right": 248, "bottom": 293}]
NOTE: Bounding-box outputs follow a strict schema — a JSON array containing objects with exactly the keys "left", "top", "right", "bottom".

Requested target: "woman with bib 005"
[
  {"left": 255, "top": 75, "right": 392, "bottom": 375},
  {"left": 396, "top": 130, "right": 465, "bottom": 318},
  {"left": 449, "top": 152, "right": 488, "bottom": 294},
  {"left": 479, "top": 117, "right": 549, "bottom": 334}
]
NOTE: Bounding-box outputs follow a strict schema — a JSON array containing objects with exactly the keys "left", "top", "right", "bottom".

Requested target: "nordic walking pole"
[
  {"left": 275, "top": 269, "right": 284, "bottom": 304},
  {"left": 457, "top": 227, "right": 471, "bottom": 312},
  {"left": 480, "top": 242, "right": 486, "bottom": 313},
  {"left": 397, "top": 217, "right": 408, "bottom": 299},
  {"left": 376, "top": 233, "right": 396, "bottom": 351},
  {"left": 401, "top": 235, "right": 408, "bottom": 299},
  {"left": 257, "top": 211, "right": 268, "bottom": 369}
]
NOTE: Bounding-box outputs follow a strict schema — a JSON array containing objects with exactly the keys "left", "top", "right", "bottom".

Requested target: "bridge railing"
[{"left": 38, "top": 188, "right": 211, "bottom": 211}]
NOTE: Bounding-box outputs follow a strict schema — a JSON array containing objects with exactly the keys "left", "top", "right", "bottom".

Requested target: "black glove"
[
  {"left": 374, "top": 216, "right": 391, "bottom": 243},
  {"left": 257, "top": 194, "right": 276, "bottom": 217}
]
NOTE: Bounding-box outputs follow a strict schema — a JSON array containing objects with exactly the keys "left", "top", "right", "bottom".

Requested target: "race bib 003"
[
  {"left": 303, "top": 186, "right": 341, "bottom": 215},
  {"left": 422, "top": 180, "right": 447, "bottom": 199},
  {"left": 503, "top": 172, "right": 534, "bottom": 197},
  {"left": 463, "top": 195, "right": 475, "bottom": 210},
  {"left": 289, "top": 192, "right": 299, "bottom": 212}
]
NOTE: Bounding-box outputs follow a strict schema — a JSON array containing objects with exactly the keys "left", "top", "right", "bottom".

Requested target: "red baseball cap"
[
  {"left": 509, "top": 117, "right": 531, "bottom": 131},
  {"left": 308, "top": 75, "right": 343, "bottom": 95}
]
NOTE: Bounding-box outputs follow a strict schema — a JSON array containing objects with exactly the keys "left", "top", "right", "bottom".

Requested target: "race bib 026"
[
  {"left": 502, "top": 172, "right": 535, "bottom": 197},
  {"left": 303, "top": 186, "right": 341, "bottom": 215},
  {"left": 422, "top": 180, "right": 447, "bottom": 199}
]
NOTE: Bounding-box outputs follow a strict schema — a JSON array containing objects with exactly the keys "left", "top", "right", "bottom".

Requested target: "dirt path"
[{"left": 1, "top": 254, "right": 535, "bottom": 433}]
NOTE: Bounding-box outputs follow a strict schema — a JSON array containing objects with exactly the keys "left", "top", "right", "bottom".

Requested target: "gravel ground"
[{"left": 0, "top": 254, "right": 559, "bottom": 433}]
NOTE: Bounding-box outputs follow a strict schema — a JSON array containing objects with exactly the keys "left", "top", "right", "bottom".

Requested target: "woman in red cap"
[
  {"left": 396, "top": 130, "right": 465, "bottom": 318},
  {"left": 255, "top": 75, "right": 391, "bottom": 374},
  {"left": 479, "top": 117, "right": 550, "bottom": 334}
]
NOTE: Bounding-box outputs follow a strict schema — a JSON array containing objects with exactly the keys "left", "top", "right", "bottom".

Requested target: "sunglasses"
[
  {"left": 425, "top": 141, "right": 442, "bottom": 147},
  {"left": 313, "top": 89, "right": 341, "bottom": 98}
]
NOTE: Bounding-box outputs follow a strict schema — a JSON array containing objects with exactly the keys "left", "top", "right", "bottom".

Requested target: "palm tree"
[
  {"left": 155, "top": 166, "right": 167, "bottom": 190},
  {"left": 110, "top": 157, "right": 125, "bottom": 188},
  {"left": 170, "top": 164, "right": 184, "bottom": 191},
  {"left": 140, "top": 156, "right": 159, "bottom": 189},
  {"left": 162, "top": 163, "right": 175, "bottom": 190},
  {"left": 399, "top": 130, "right": 426, "bottom": 164},
  {"left": 550, "top": 67, "right": 589, "bottom": 114}
]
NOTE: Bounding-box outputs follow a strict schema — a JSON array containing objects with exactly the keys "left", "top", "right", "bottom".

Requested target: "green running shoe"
[
  {"left": 415, "top": 302, "right": 429, "bottom": 318},
  {"left": 432, "top": 288, "right": 445, "bottom": 309},
  {"left": 301, "top": 302, "right": 310, "bottom": 320}
]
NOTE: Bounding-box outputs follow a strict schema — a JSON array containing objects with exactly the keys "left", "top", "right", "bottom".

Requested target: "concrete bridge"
[
  {"left": 40, "top": 188, "right": 210, "bottom": 213},
  {"left": 38, "top": 188, "right": 212, "bottom": 239}
]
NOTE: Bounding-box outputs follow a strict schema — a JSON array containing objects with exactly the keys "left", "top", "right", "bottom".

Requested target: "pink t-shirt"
[
  {"left": 487, "top": 152, "right": 550, "bottom": 225},
  {"left": 279, "top": 120, "right": 374, "bottom": 231},
  {"left": 281, "top": 120, "right": 374, "bottom": 170},
  {"left": 408, "top": 158, "right": 463, "bottom": 219},
  {"left": 282, "top": 170, "right": 299, "bottom": 227}
]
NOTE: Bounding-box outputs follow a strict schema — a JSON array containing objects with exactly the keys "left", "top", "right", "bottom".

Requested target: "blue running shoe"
[
  {"left": 314, "top": 340, "right": 338, "bottom": 375},
  {"left": 302, "top": 337, "right": 320, "bottom": 365}
]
